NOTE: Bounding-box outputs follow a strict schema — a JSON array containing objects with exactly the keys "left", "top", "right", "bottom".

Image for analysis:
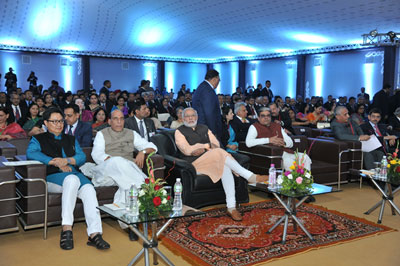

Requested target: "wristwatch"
[{"left": 142, "top": 150, "right": 147, "bottom": 155}]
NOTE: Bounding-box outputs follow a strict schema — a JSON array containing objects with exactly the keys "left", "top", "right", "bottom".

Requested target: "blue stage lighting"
[
  {"left": 137, "top": 26, "right": 165, "bottom": 46},
  {"left": 59, "top": 45, "right": 81, "bottom": 51},
  {"left": 290, "top": 33, "right": 330, "bottom": 44},
  {"left": 223, "top": 43, "right": 257, "bottom": 53},
  {"left": 32, "top": 3, "right": 62, "bottom": 38},
  {"left": 0, "top": 38, "right": 24, "bottom": 46},
  {"left": 275, "top": 49, "right": 293, "bottom": 53}
]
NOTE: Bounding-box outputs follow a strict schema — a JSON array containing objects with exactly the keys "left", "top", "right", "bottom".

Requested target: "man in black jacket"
[
  {"left": 125, "top": 101, "right": 156, "bottom": 141},
  {"left": 230, "top": 102, "right": 254, "bottom": 142}
]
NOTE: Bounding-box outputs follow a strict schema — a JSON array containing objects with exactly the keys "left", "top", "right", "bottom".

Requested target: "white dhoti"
[{"left": 282, "top": 152, "right": 312, "bottom": 172}]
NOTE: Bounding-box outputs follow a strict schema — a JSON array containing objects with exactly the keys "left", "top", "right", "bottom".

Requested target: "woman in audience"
[
  {"left": 170, "top": 107, "right": 184, "bottom": 129},
  {"left": 44, "top": 93, "right": 57, "bottom": 109},
  {"left": 288, "top": 109, "right": 310, "bottom": 126},
  {"left": 221, "top": 106, "right": 238, "bottom": 153},
  {"left": 23, "top": 103, "right": 42, "bottom": 131},
  {"left": 306, "top": 103, "right": 327, "bottom": 124},
  {"left": 92, "top": 108, "right": 109, "bottom": 135},
  {"left": 36, "top": 97, "right": 46, "bottom": 116},
  {"left": 115, "top": 96, "right": 128, "bottom": 117},
  {"left": 75, "top": 98, "right": 93, "bottom": 122},
  {"left": 0, "top": 107, "right": 27, "bottom": 140},
  {"left": 350, "top": 104, "right": 367, "bottom": 125},
  {"left": 87, "top": 93, "right": 101, "bottom": 114},
  {"left": 158, "top": 98, "right": 173, "bottom": 114}
]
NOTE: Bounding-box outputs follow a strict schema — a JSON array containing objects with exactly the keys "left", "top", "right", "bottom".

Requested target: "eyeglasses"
[
  {"left": 259, "top": 114, "right": 271, "bottom": 118},
  {"left": 47, "top": 119, "right": 64, "bottom": 125}
]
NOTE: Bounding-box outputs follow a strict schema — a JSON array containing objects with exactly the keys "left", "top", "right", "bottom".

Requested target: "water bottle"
[
  {"left": 129, "top": 184, "right": 139, "bottom": 216},
  {"left": 172, "top": 178, "right": 183, "bottom": 211},
  {"left": 269, "top": 164, "right": 276, "bottom": 188},
  {"left": 380, "top": 156, "right": 388, "bottom": 179}
]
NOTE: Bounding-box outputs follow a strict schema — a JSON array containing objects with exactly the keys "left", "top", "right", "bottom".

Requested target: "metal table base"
[
  {"left": 267, "top": 192, "right": 314, "bottom": 244},
  {"left": 364, "top": 178, "right": 400, "bottom": 224},
  {"left": 128, "top": 219, "right": 174, "bottom": 266}
]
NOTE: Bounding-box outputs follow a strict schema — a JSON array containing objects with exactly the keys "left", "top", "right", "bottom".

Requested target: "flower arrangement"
[
  {"left": 138, "top": 152, "right": 172, "bottom": 216},
  {"left": 280, "top": 151, "right": 314, "bottom": 194},
  {"left": 386, "top": 142, "right": 400, "bottom": 180}
]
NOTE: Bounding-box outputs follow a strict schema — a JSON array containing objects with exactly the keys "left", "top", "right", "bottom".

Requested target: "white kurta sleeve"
[
  {"left": 91, "top": 131, "right": 110, "bottom": 164},
  {"left": 282, "top": 128, "right": 293, "bottom": 148},
  {"left": 245, "top": 125, "right": 269, "bottom": 147},
  {"left": 133, "top": 131, "right": 158, "bottom": 152}
]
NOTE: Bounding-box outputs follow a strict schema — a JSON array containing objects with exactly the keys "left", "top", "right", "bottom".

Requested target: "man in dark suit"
[
  {"left": 357, "top": 87, "right": 370, "bottom": 104},
  {"left": 0, "top": 92, "right": 8, "bottom": 108},
  {"left": 260, "top": 80, "right": 274, "bottom": 102},
  {"left": 331, "top": 106, "right": 381, "bottom": 170},
  {"left": 269, "top": 102, "right": 295, "bottom": 135},
  {"left": 388, "top": 107, "right": 400, "bottom": 135},
  {"left": 98, "top": 92, "right": 113, "bottom": 115},
  {"left": 230, "top": 102, "right": 254, "bottom": 142},
  {"left": 372, "top": 84, "right": 391, "bottom": 122},
  {"left": 99, "top": 80, "right": 111, "bottom": 98},
  {"left": 7, "top": 93, "right": 27, "bottom": 126},
  {"left": 64, "top": 104, "right": 93, "bottom": 147},
  {"left": 192, "top": 69, "right": 222, "bottom": 141},
  {"left": 125, "top": 101, "right": 156, "bottom": 142},
  {"left": 360, "top": 108, "right": 398, "bottom": 153}
]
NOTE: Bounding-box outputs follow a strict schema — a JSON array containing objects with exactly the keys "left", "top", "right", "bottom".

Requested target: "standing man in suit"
[
  {"left": 5, "top": 67, "right": 17, "bottom": 94},
  {"left": 261, "top": 80, "right": 274, "bottom": 102},
  {"left": 7, "top": 93, "right": 27, "bottom": 126},
  {"left": 360, "top": 108, "right": 398, "bottom": 153},
  {"left": 99, "top": 80, "right": 111, "bottom": 98},
  {"left": 64, "top": 104, "right": 93, "bottom": 147},
  {"left": 372, "top": 84, "right": 391, "bottom": 122},
  {"left": 192, "top": 69, "right": 222, "bottom": 141},
  {"left": 125, "top": 101, "right": 156, "bottom": 142}
]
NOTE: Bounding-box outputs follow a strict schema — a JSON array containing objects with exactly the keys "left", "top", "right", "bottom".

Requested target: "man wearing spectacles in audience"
[
  {"left": 64, "top": 103, "right": 93, "bottom": 147},
  {"left": 26, "top": 108, "right": 110, "bottom": 250}
]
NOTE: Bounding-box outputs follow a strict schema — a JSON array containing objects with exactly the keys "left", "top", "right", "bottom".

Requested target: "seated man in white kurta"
[
  {"left": 245, "top": 107, "right": 312, "bottom": 171},
  {"left": 91, "top": 109, "right": 157, "bottom": 240}
]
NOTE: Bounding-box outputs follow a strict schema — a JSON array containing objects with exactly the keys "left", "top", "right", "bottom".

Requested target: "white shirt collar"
[
  {"left": 205, "top": 80, "right": 214, "bottom": 89},
  {"left": 135, "top": 115, "right": 143, "bottom": 124},
  {"left": 71, "top": 120, "right": 78, "bottom": 130}
]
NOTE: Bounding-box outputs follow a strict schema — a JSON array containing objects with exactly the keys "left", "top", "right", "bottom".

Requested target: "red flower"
[
  {"left": 154, "top": 185, "right": 160, "bottom": 191},
  {"left": 393, "top": 152, "right": 398, "bottom": 158},
  {"left": 145, "top": 178, "right": 150, "bottom": 184},
  {"left": 153, "top": 196, "right": 162, "bottom": 207},
  {"left": 396, "top": 166, "right": 400, "bottom": 173},
  {"left": 167, "top": 195, "right": 171, "bottom": 200}
]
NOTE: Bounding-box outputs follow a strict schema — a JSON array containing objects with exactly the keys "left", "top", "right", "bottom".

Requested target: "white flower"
[
  {"left": 162, "top": 198, "right": 167, "bottom": 204},
  {"left": 288, "top": 174, "right": 293, "bottom": 180},
  {"left": 305, "top": 172, "right": 311, "bottom": 179},
  {"left": 138, "top": 201, "right": 141, "bottom": 207},
  {"left": 277, "top": 175, "right": 283, "bottom": 185},
  {"left": 138, "top": 190, "right": 145, "bottom": 197},
  {"left": 162, "top": 190, "right": 167, "bottom": 196}
]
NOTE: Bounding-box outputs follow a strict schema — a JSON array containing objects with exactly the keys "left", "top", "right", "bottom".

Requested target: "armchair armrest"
[{"left": 0, "top": 141, "right": 17, "bottom": 160}]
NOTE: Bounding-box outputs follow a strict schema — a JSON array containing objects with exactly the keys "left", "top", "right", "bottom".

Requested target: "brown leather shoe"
[
  {"left": 227, "top": 209, "right": 243, "bottom": 221},
  {"left": 256, "top": 175, "right": 269, "bottom": 183}
]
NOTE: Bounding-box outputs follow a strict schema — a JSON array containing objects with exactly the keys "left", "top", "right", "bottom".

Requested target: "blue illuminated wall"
[
  {"left": 0, "top": 50, "right": 82, "bottom": 92},
  {"left": 211, "top": 62, "right": 239, "bottom": 95},
  {"left": 304, "top": 49, "right": 384, "bottom": 99},
  {"left": 164, "top": 62, "right": 206, "bottom": 93},
  {"left": 245, "top": 58, "right": 298, "bottom": 98},
  {"left": 90, "top": 58, "right": 158, "bottom": 93}
]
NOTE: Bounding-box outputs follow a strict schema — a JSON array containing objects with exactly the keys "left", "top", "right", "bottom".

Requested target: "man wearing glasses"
[
  {"left": 64, "top": 103, "right": 93, "bottom": 147},
  {"left": 27, "top": 108, "right": 110, "bottom": 250},
  {"left": 245, "top": 107, "right": 312, "bottom": 171}
]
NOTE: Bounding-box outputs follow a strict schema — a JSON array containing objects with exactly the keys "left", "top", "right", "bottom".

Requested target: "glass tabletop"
[
  {"left": 248, "top": 183, "right": 338, "bottom": 198},
  {"left": 364, "top": 174, "right": 400, "bottom": 186},
  {"left": 98, "top": 205, "right": 205, "bottom": 225}
]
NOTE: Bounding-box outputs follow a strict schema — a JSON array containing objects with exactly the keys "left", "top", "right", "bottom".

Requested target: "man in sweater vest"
[
  {"left": 245, "top": 107, "right": 312, "bottom": 171},
  {"left": 175, "top": 107, "right": 268, "bottom": 221},
  {"left": 91, "top": 109, "right": 157, "bottom": 240}
]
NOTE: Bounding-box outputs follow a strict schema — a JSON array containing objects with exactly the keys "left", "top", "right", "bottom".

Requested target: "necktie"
[
  {"left": 242, "top": 117, "right": 247, "bottom": 123},
  {"left": 139, "top": 120, "right": 145, "bottom": 138},
  {"left": 375, "top": 125, "right": 382, "bottom": 137},
  {"left": 15, "top": 107, "right": 20, "bottom": 121},
  {"left": 68, "top": 126, "right": 73, "bottom": 136}
]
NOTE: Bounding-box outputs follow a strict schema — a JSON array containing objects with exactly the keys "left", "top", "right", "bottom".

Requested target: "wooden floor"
[{"left": 1, "top": 182, "right": 399, "bottom": 266}]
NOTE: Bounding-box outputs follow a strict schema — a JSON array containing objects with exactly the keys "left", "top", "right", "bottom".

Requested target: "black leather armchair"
[{"left": 151, "top": 130, "right": 250, "bottom": 209}]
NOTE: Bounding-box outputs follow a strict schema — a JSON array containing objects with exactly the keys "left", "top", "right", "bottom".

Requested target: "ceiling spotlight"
[
  {"left": 370, "top": 29, "right": 378, "bottom": 37},
  {"left": 387, "top": 31, "right": 396, "bottom": 42}
]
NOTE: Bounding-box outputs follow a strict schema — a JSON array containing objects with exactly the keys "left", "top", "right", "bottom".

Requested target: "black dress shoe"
[{"left": 124, "top": 227, "right": 138, "bottom": 241}]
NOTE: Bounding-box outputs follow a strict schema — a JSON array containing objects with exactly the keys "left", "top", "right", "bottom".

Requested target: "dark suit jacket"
[
  {"left": 272, "top": 111, "right": 295, "bottom": 135},
  {"left": 360, "top": 122, "right": 391, "bottom": 151},
  {"left": 192, "top": 81, "right": 222, "bottom": 141},
  {"left": 124, "top": 116, "right": 156, "bottom": 141},
  {"left": 260, "top": 87, "right": 274, "bottom": 101},
  {"left": 99, "top": 100, "right": 113, "bottom": 115},
  {"left": 73, "top": 121, "right": 93, "bottom": 147},
  {"left": 7, "top": 104, "right": 28, "bottom": 127},
  {"left": 99, "top": 87, "right": 110, "bottom": 98},
  {"left": 331, "top": 119, "right": 363, "bottom": 141},
  {"left": 388, "top": 115, "right": 400, "bottom": 133},
  {"left": 372, "top": 90, "right": 390, "bottom": 118},
  {"left": 230, "top": 116, "right": 253, "bottom": 142}
]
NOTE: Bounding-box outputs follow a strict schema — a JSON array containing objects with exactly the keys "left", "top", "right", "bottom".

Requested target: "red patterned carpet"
[{"left": 161, "top": 200, "right": 394, "bottom": 266}]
